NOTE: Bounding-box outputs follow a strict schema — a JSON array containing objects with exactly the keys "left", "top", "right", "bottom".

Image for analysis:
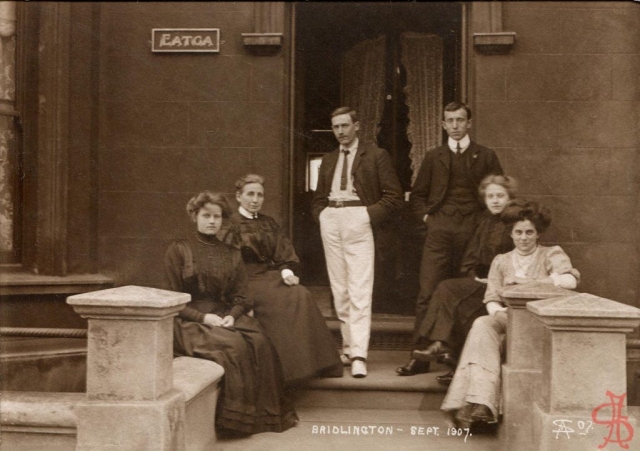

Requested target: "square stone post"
[
  {"left": 498, "top": 283, "right": 573, "bottom": 451},
  {"left": 528, "top": 293, "right": 640, "bottom": 451},
  {"left": 67, "top": 285, "right": 190, "bottom": 451}
]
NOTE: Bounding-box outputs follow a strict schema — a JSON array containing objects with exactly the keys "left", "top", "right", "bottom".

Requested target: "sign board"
[{"left": 152, "top": 28, "right": 220, "bottom": 53}]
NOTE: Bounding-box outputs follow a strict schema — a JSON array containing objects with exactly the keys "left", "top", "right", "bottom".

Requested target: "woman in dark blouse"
[
  {"left": 165, "top": 191, "right": 297, "bottom": 434},
  {"left": 397, "top": 175, "right": 517, "bottom": 378},
  {"left": 219, "top": 174, "right": 342, "bottom": 385}
]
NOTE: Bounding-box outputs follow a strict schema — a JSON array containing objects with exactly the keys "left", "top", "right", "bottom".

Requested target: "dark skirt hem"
[{"left": 216, "top": 407, "right": 298, "bottom": 434}]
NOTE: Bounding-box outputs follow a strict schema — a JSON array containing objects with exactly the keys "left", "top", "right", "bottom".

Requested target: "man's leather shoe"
[
  {"left": 470, "top": 403, "right": 497, "bottom": 424},
  {"left": 396, "top": 358, "right": 430, "bottom": 376},
  {"left": 436, "top": 370, "right": 454, "bottom": 385},
  {"left": 412, "top": 341, "right": 453, "bottom": 362},
  {"left": 454, "top": 403, "right": 474, "bottom": 427},
  {"left": 437, "top": 353, "right": 458, "bottom": 368}
]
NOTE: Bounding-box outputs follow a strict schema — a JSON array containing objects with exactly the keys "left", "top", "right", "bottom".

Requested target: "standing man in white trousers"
[{"left": 312, "top": 107, "right": 403, "bottom": 378}]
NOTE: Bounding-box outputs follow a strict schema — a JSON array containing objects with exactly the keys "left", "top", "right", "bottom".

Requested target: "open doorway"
[{"left": 292, "top": 3, "right": 463, "bottom": 314}]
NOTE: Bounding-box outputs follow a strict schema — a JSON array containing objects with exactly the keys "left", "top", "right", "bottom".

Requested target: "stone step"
[
  {"left": 292, "top": 350, "right": 450, "bottom": 411},
  {"left": 308, "top": 285, "right": 416, "bottom": 351}
]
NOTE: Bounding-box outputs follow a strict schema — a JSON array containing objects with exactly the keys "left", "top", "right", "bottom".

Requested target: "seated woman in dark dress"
[
  {"left": 397, "top": 175, "right": 517, "bottom": 379},
  {"left": 164, "top": 191, "right": 297, "bottom": 435},
  {"left": 219, "top": 174, "right": 343, "bottom": 385}
]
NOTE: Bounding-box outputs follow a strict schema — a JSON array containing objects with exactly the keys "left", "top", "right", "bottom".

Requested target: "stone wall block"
[
  {"left": 100, "top": 148, "right": 253, "bottom": 195},
  {"left": 613, "top": 54, "right": 640, "bottom": 101},
  {"left": 189, "top": 101, "right": 283, "bottom": 148},
  {"left": 502, "top": 8, "right": 563, "bottom": 54},
  {"left": 475, "top": 55, "right": 507, "bottom": 101},
  {"left": 561, "top": 9, "right": 640, "bottom": 54},
  {"left": 500, "top": 148, "right": 635, "bottom": 197},
  {"left": 527, "top": 293, "right": 640, "bottom": 451},
  {"left": 506, "top": 55, "right": 612, "bottom": 101},
  {"left": 98, "top": 192, "right": 190, "bottom": 239},
  {"left": 475, "top": 102, "right": 560, "bottom": 148},
  {"left": 101, "top": 101, "right": 190, "bottom": 148},
  {"left": 251, "top": 56, "right": 286, "bottom": 102},
  {"left": 554, "top": 102, "right": 638, "bottom": 148},
  {"left": 103, "top": 55, "right": 252, "bottom": 103},
  {"left": 75, "top": 389, "right": 186, "bottom": 451}
]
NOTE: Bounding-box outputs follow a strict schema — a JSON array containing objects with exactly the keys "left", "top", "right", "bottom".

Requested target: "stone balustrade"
[
  {"left": 66, "top": 285, "right": 222, "bottom": 451},
  {"left": 499, "top": 282, "right": 640, "bottom": 451}
]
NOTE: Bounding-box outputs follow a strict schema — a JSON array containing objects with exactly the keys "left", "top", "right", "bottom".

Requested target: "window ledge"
[{"left": 0, "top": 273, "right": 114, "bottom": 296}]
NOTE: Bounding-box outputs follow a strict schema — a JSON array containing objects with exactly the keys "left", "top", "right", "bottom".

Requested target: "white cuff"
[
  {"left": 550, "top": 273, "right": 577, "bottom": 289},
  {"left": 281, "top": 269, "right": 294, "bottom": 280}
]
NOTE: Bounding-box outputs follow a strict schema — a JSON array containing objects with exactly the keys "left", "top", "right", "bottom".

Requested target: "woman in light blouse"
[{"left": 441, "top": 199, "right": 580, "bottom": 429}]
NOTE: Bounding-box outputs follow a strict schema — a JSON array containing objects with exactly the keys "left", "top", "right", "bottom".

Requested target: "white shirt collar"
[
  {"left": 448, "top": 135, "right": 471, "bottom": 154},
  {"left": 341, "top": 137, "right": 359, "bottom": 153},
  {"left": 238, "top": 206, "right": 256, "bottom": 219}
]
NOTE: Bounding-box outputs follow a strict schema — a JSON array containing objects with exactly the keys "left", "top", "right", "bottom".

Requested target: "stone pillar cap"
[
  {"left": 528, "top": 293, "right": 640, "bottom": 332},
  {"left": 67, "top": 285, "right": 190, "bottom": 308},
  {"left": 498, "top": 282, "right": 573, "bottom": 307},
  {"left": 528, "top": 292, "right": 640, "bottom": 318}
]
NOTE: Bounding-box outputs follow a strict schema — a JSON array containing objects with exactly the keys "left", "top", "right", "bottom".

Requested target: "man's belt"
[{"left": 328, "top": 200, "right": 363, "bottom": 208}]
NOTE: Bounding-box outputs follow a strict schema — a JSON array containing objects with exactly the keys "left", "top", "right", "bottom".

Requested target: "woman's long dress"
[
  {"left": 415, "top": 210, "right": 514, "bottom": 352},
  {"left": 164, "top": 232, "right": 298, "bottom": 434},
  {"left": 220, "top": 213, "right": 342, "bottom": 384},
  {"left": 441, "top": 245, "right": 580, "bottom": 419}
]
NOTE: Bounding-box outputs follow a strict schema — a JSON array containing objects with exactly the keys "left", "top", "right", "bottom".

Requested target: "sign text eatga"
[{"left": 152, "top": 29, "right": 220, "bottom": 53}]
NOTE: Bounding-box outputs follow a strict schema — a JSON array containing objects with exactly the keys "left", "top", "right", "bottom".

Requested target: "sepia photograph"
[{"left": 0, "top": 2, "right": 639, "bottom": 450}]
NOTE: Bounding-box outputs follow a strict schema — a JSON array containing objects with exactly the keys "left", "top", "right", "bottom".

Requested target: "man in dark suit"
[
  {"left": 397, "top": 101, "right": 503, "bottom": 376},
  {"left": 312, "top": 106, "right": 403, "bottom": 378}
]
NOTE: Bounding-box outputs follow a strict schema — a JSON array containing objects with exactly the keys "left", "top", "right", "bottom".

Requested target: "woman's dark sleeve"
[
  {"left": 227, "top": 250, "right": 252, "bottom": 320},
  {"left": 218, "top": 220, "right": 243, "bottom": 249},
  {"left": 460, "top": 220, "right": 485, "bottom": 277},
  {"left": 268, "top": 217, "right": 300, "bottom": 271},
  {"left": 164, "top": 241, "right": 205, "bottom": 323}
]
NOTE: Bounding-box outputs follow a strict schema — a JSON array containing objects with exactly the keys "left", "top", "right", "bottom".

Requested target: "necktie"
[
  {"left": 456, "top": 142, "right": 462, "bottom": 154},
  {"left": 340, "top": 149, "right": 350, "bottom": 191}
]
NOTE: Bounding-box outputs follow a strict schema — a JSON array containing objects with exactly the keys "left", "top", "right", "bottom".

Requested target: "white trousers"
[{"left": 319, "top": 206, "right": 374, "bottom": 360}]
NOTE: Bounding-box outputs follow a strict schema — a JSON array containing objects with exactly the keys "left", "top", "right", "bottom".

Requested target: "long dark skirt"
[
  {"left": 416, "top": 277, "right": 488, "bottom": 354},
  {"left": 248, "top": 271, "right": 342, "bottom": 385},
  {"left": 173, "top": 315, "right": 298, "bottom": 434}
]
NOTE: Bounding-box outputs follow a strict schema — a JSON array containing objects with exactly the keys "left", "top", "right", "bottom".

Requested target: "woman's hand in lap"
[
  {"left": 203, "top": 314, "right": 224, "bottom": 328},
  {"left": 220, "top": 315, "right": 235, "bottom": 328},
  {"left": 283, "top": 274, "right": 300, "bottom": 286},
  {"left": 486, "top": 301, "right": 507, "bottom": 316}
]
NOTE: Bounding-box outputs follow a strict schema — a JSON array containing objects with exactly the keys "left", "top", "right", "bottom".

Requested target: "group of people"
[{"left": 163, "top": 101, "right": 580, "bottom": 436}]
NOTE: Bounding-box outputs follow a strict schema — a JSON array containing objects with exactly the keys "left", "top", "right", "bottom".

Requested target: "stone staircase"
[
  {"left": 214, "top": 286, "right": 500, "bottom": 450},
  {"left": 293, "top": 350, "right": 449, "bottom": 411},
  {"left": 5, "top": 285, "right": 637, "bottom": 450}
]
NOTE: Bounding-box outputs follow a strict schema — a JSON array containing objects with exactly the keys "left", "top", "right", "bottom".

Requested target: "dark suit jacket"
[
  {"left": 410, "top": 141, "right": 503, "bottom": 223},
  {"left": 311, "top": 142, "right": 403, "bottom": 227}
]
